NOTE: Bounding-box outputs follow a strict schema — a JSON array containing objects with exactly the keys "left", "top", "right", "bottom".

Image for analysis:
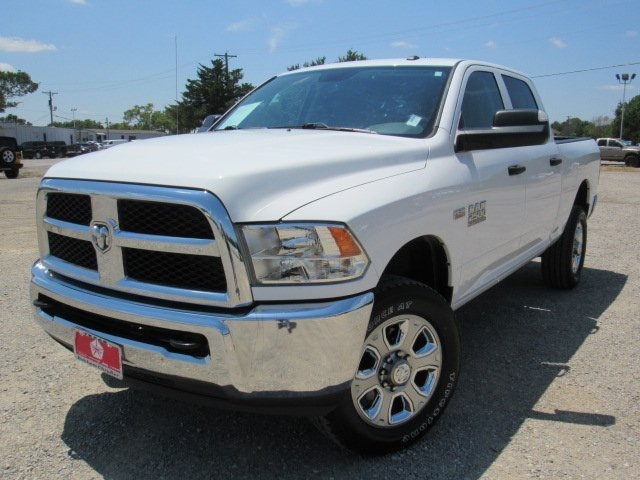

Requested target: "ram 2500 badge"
[{"left": 31, "top": 58, "right": 600, "bottom": 454}]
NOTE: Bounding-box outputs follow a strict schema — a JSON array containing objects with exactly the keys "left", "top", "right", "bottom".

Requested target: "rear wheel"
[
  {"left": 4, "top": 167, "right": 19, "bottom": 179},
  {"left": 541, "top": 205, "right": 587, "bottom": 289},
  {"left": 624, "top": 154, "right": 640, "bottom": 168},
  {"left": 313, "top": 277, "right": 460, "bottom": 455}
]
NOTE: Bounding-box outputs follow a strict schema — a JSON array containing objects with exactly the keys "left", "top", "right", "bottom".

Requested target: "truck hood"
[{"left": 45, "top": 130, "right": 428, "bottom": 222}]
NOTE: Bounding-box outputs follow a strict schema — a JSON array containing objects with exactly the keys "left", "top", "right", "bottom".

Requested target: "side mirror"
[
  {"left": 196, "top": 114, "right": 222, "bottom": 133},
  {"left": 455, "top": 109, "right": 550, "bottom": 152}
]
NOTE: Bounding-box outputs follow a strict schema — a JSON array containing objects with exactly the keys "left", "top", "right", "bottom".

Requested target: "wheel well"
[
  {"left": 381, "top": 236, "right": 452, "bottom": 303},
  {"left": 574, "top": 180, "right": 589, "bottom": 213}
]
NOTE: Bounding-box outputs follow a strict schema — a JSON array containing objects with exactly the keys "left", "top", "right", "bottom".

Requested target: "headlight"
[{"left": 241, "top": 223, "right": 369, "bottom": 284}]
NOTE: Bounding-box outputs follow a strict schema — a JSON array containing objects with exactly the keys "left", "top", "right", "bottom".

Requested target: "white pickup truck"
[{"left": 31, "top": 58, "right": 599, "bottom": 454}]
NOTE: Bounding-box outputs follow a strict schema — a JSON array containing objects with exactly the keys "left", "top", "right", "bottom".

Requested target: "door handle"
[
  {"left": 508, "top": 165, "right": 526, "bottom": 176},
  {"left": 550, "top": 157, "right": 563, "bottom": 166}
]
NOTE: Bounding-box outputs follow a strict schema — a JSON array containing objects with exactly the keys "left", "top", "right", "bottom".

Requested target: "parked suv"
[
  {"left": 597, "top": 138, "right": 640, "bottom": 167},
  {"left": 0, "top": 136, "right": 23, "bottom": 179},
  {"left": 20, "top": 141, "right": 67, "bottom": 159}
]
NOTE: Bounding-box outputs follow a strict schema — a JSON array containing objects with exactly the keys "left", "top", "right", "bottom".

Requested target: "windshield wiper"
[{"left": 299, "top": 123, "right": 377, "bottom": 134}]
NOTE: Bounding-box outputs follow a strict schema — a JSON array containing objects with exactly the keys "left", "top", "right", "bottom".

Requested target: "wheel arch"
[
  {"left": 574, "top": 179, "right": 590, "bottom": 213},
  {"left": 381, "top": 235, "right": 452, "bottom": 304}
]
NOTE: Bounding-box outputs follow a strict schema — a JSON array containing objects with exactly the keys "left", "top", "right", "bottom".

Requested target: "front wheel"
[{"left": 313, "top": 277, "right": 460, "bottom": 455}]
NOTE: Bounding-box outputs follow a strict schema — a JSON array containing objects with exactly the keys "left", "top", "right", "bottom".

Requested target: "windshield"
[{"left": 215, "top": 66, "right": 452, "bottom": 138}]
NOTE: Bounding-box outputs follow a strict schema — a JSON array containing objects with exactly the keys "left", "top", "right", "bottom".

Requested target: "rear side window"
[
  {"left": 503, "top": 75, "right": 538, "bottom": 109},
  {"left": 597, "top": 139, "right": 607, "bottom": 146},
  {"left": 460, "top": 71, "right": 504, "bottom": 129}
]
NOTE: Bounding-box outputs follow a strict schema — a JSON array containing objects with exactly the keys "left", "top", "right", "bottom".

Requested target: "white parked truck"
[{"left": 31, "top": 58, "right": 600, "bottom": 454}]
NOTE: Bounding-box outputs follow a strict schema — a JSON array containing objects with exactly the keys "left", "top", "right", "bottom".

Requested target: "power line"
[{"left": 531, "top": 61, "right": 640, "bottom": 79}]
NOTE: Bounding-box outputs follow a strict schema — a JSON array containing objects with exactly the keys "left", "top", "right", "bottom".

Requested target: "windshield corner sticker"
[{"left": 467, "top": 201, "right": 487, "bottom": 227}]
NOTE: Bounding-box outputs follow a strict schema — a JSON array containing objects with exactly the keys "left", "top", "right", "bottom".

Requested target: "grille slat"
[
  {"left": 47, "top": 193, "right": 92, "bottom": 225},
  {"left": 123, "top": 248, "right": 227, "bottom": 292},
  {"left": 47, "top": 232, "right": 97, "bottom": 270},
  {"left": 118, "top": 200, "right": 214, "bottom": 239}
]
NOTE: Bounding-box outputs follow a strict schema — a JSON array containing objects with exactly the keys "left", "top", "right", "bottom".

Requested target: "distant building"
[{"left": 0, "top": 123, "right": 167, "bottom": 146}]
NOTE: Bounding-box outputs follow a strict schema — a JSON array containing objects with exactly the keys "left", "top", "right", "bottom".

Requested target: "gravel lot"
[{"left": 1, "top": 162, "right": 638, "bottom": 479}]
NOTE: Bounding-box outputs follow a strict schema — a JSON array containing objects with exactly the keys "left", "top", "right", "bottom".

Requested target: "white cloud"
[
  {"left": 626, "top": 31, "right": 638, "bottom": 38},
  {"left": 227, "top": 18, "right": 256, "bottom": 33},
  {"left": 484, "top": 40, "right": 497, "bottom": 48},
  {"left": 0, "top": 36, "right": 56, "bottom": 53},
  {"left": 0, "top": 63, "right": 16, "bottom": 72},
  {"left": 268, "top": 25, "right": 293, "bottom": 52},
  {"left": 391, "top": 40, "right": 418, "bottom": 49},
  {"left": 69, "top": 0, "right": 87, "bottom": 4},
  {"left": 550, "top": 37, "right": 567, "bottom": 49}
]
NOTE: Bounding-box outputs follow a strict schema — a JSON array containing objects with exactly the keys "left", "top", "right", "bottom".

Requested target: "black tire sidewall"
[
  {"left": 327, "top": 280, "right": 460, "bottom": 454},
  {"left": 562, "top": 207, "right": 587, "bottom": 286}
]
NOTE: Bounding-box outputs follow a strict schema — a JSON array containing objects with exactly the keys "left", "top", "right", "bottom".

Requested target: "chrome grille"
[
  {"left": 36, "top": 179, "right": 252, "bottom": 308},
  {"left": 117, "top": 200, "right": 214, "bottom": 239},
  {"left": 47, "top": 231, "right": 97, "bottom": 270},
  {"left": 122, "top": 247, "right": 226, "bottom": 292},
  {"left": 46, "top": 193, "right": 92, "bottom": 225}
]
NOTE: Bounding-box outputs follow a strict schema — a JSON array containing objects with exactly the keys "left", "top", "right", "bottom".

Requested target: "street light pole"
[{"left": 616, "top": 73, "right": 636, "bottom": 140}]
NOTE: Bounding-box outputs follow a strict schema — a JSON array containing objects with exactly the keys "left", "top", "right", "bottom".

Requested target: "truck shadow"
[{"left": 61, "top": 262, "right": 625, "bottom": 479}]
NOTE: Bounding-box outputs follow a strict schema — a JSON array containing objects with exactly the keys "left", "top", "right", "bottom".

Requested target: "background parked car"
[
  {"left": 597, "top": 138, "right": 640, "bottom": 167},
  {"left": 65, "top": 144, "right": 91, "bottom": 158},
  {"left": 0, "top": 136, "right": 23, "bottom": 178},
  {"left": 20, "top": 141, "right": 67, "bottom": 159}
]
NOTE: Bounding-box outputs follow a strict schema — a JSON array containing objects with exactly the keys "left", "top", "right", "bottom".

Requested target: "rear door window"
[{"left": 503, "top": 75, "right": 538, "bottom": 109}]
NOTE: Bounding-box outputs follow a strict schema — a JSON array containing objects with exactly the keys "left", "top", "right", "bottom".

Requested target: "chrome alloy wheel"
[
  {"left": 571, "top": 222, "right": 584, "bottom": 274},
  {"left": 351, "top": 315, "right": 442, "bottom": 428}
]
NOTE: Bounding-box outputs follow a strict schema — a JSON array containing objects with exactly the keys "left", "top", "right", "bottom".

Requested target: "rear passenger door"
[{"left": 500, "top": 73, "right": 562, "bottom": 249}]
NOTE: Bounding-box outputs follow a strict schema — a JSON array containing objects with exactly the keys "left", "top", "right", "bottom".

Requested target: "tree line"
[{"left": 2, "top": 53, "right": 639, "bottom": 141}]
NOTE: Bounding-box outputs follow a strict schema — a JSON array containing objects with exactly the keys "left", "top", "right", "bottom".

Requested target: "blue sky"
[{"left": 1, "top": 0, "right": 639, "bottom": 127}]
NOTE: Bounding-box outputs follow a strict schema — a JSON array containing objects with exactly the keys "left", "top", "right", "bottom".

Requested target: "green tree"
[
  {"left": 338, "top": 49, "right": 367, "bottom": 62},
  {"left": 122, "top": 103, "right": 172, "bottom": 131},
  {"left": 551, "top": 117, "right": 596, "bottom": 137},
  {"left": 52, "top": 119, "right": 104, "bottom": 129},
  {"left": 288, "top": 50, "right": 367, "bottom": 71},
  {"left": 0, "top": 113, "right": 31, "bottom": 125},
  {"left": 288, "top": 56, "right": 327, "bottom": 71},
  {"left": 167, "top": 59, "right": 253, "bottom": 133},
  {"left": 0, "top": 70, "right": 39, "bottom": 112},
  {"left": 611, "top": 95, "right": 640, "bottom": 142}
]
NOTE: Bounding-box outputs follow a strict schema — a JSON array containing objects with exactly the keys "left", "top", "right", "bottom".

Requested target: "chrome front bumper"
[{"left": 31, "top": 261, "right": 373, "bottom": 398}]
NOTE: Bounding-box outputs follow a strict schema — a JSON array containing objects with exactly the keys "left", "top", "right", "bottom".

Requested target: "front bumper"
[{"left": 31, "top": 261, "right": 373, "bottom": 413}]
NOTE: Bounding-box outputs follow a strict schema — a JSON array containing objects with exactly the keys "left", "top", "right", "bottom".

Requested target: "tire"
[
  {"left": 1, "top": 147, "right": 16, "bottom": 164},
  {"left": 313, "top": 277, "right": 460, "bottom": 455},
  {"left": 4, "top": 167, "right": 19, "bottom": 179},
  {"left": 541, "top": 205, "right": 587, "bottom": 289},
  {"left": 624, "top": 154, "right": 640, "bottom": 168}
]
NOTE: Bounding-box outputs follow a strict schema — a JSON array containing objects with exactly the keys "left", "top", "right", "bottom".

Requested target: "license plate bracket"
[{"left": 74, "top": 330, "right": 123, "bottom": 380}]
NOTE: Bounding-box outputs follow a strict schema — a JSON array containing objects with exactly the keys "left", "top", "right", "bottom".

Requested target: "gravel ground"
[{"left": 0, "top": 165, "right": 638, "bottom": 479}]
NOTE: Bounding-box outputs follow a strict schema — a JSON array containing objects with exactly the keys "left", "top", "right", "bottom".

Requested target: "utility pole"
[
  {"left": 43, "top": 91, "right": 58, "bottom": 126},
  {"left": 214, "top": 52, "right": 237, "bottom": 85}
]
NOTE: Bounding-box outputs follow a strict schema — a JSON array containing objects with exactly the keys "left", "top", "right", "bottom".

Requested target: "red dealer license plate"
[{"left": 74, "top": 330, "right": 123, "bottom": 380}]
